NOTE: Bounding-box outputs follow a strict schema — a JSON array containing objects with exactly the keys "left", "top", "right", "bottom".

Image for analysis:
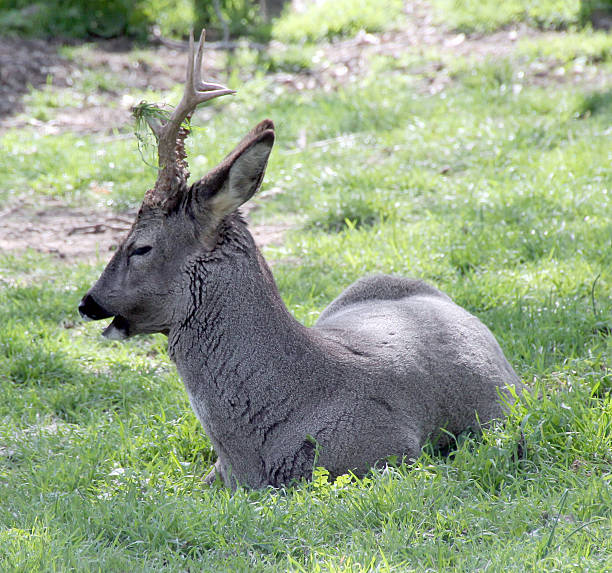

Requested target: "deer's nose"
[{"left": 79, "top": 294, "right": 113, "bottom": 321}]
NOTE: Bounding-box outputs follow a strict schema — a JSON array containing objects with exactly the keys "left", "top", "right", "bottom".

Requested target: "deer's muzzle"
[{"left": 78, "top": 294, "right": 113, "bottom": 321}]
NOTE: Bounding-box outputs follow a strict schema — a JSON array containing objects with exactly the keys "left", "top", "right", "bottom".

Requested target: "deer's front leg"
[{"left": 204, "top": 459, "right": 224, "bottom": 486}]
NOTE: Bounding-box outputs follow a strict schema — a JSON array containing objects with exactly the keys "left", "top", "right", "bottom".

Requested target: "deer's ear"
[
  {"left": 209, "top": 129, "right": 274, "bottom": 217},
  {"left": 190, "top": 120, "right": 274, "bottom": 221}
]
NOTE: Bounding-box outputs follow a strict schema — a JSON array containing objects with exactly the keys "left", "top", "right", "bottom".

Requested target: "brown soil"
[
  {"left": 0, "top": 197, "right": 291, "bottom": 261},
  {"left": 0, "top": 198, "right": 134, "bottom": 260}
]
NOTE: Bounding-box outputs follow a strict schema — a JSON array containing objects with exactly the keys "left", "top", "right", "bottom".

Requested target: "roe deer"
[{"left": 79, "top": 31, "right": 522, "bottom": 489}]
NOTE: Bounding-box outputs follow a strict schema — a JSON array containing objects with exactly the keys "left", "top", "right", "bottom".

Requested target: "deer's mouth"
[{"left": 102, "top": 315, "right": 130, "bottom": 340}]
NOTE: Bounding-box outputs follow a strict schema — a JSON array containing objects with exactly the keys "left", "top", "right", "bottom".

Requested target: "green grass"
[
  {"left": 431, "top": 0, "right": 583, "bottom": 32},
  {"left": 272, "top": 0, "right": 405, "bottom": 43},
  {"left": 0, "top": 130, "right": 153, "bottom": 208},
  {"left": 518, "top": 29, "right": 612, "bottom": 63},
  {"left": 1, "top": 19, "right": 612, "bottom": 572}
]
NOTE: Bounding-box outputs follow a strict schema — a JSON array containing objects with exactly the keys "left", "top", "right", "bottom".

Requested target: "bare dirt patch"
[
  {"left": 0, "top": 197, "right": 290, "bottom": 261},
  {"left": 0, "top": 198, "right": 133, "bottom": 260}
]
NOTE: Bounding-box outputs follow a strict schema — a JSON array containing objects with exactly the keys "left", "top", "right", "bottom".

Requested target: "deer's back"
[{"left": 313, "top": 275, "right": 520, "bottom": 446}]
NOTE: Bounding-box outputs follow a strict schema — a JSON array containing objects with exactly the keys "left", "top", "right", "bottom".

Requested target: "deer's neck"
[{"left": 167, "top": 230, "right": 320, "bottom": 458}]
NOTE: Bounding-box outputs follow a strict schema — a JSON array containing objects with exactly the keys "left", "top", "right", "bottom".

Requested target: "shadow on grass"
[{"left": 578, "top": 89, "right": 612, "bottom": 118}]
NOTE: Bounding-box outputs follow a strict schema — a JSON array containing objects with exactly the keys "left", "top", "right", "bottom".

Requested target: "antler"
[{"left": 144, "top": 29, "right": 235, "bottom": 208}]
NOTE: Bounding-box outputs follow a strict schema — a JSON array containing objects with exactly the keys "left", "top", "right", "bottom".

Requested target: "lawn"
[{"left": 0, "top": 2, "right": 611, "bottom": 571}]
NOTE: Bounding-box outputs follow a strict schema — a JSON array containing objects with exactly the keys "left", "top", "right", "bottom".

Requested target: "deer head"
[{"left": 79, "top": 30, "right": 275, "bottom": 339}]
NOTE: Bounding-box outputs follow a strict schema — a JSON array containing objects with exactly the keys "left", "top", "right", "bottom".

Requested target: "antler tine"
[
  {"left": 194, "top": 30, "right": 231, "bottom": 93},
  {"left": 155, "top": 29, "right": 235, "bottom": 173},
  {"left": 190, "top": 30, "right": 235, "bottom": 104},
  {"left": 195, "top": 29, "right": 205, "bottom": 88}
]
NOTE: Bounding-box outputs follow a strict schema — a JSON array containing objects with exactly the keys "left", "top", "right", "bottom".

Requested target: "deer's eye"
[{"left": 130, "top": 246, "right": 152, "bottom": 257}]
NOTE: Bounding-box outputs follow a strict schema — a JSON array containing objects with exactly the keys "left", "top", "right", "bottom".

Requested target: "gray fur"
[{"left": 79, "top": 120, "right": 522, "bottom": 489}]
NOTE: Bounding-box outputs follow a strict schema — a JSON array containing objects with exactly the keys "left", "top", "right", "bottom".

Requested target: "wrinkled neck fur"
[{"left": 167, "top": 216, "right": 309, "bottom": 387}]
